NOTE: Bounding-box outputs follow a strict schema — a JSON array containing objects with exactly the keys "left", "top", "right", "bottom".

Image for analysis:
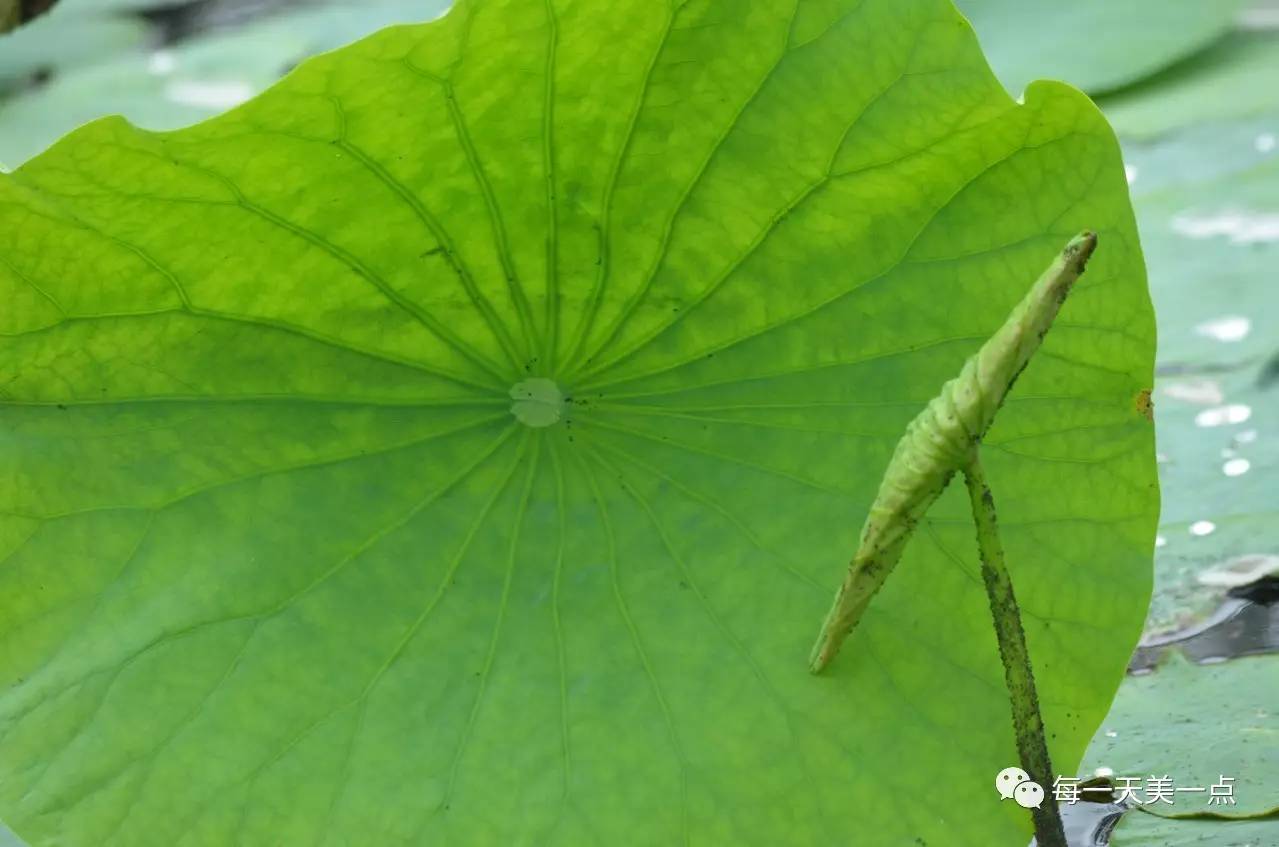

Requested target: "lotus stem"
[{"left": 964, "top": 455, "right": 1067, "bottom": 847}]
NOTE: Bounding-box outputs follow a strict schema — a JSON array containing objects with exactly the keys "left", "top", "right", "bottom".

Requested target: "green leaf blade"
[{"left": 0, "top": 1, "right": 1157, "bottom": 844}]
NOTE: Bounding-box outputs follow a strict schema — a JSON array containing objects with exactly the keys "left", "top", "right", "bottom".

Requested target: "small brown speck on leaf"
[{"left": 1135, "top": 388, "right": 1154, "bottom": 422}]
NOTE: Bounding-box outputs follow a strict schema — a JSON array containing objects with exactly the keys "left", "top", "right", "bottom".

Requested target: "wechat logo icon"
[{"left": 996, "top": 767, "right": 1044, "bottom": 809}]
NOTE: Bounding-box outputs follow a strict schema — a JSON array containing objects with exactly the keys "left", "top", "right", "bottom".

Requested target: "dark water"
[
  {"left": 1032, "top": 800, "right": 1128, "bottom": 847},
  {"left": 1130, "top": 577, "right": 1279, "bottom": 674}
]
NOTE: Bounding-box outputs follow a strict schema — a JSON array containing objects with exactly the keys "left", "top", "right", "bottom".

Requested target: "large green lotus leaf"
[
  {"left": 0, "top": 1, "right": 1156, "bottom": 844},
  {"left": 0, "top": 0, "right": 447, "bottom": 168},
  {"left": 1098, "top": 30, "right": 1279, "bottom": 139},
  {"left": 1084, "top": 653, "right": 1279, "bottom": 819},
  {"left": 956, "top": 0, "right": 1245, "bottom": 96}
]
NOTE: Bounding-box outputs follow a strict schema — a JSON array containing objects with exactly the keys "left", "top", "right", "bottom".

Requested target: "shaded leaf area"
[
  {"left": 0, "top": 0, "right": 448, "bottom": 167},
  {"left": 1083, "top": 654, "right": 1278, "bottom": 820},
  {"left": 956, "top": 0, "right": 1244, "bottom": 97},
  {"left": 0, "top": 1, "right": 1155, "bottom": 845}
]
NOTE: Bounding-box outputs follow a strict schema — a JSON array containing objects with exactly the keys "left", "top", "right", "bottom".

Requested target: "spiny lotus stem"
[
  {"left": 809, "top": 231, "right": 1098, "bottom": 674},
  {"left": 964, "top": 456, "right": 1068, "bottom": 847}
]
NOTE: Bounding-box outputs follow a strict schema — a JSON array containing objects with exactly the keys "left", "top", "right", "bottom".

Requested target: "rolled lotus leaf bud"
[{"left": 809, "top": 231, "right": 1098, "bottom": 673}]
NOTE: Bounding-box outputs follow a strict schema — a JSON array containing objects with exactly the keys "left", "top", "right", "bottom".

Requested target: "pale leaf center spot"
[{"left": 509, "top": 378, "right": 565, "bottom": 428}]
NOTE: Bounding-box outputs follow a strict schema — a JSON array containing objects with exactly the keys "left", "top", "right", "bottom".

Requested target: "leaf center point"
[{"left": 509, "top": 377, "right": 566, "bottom": 428}]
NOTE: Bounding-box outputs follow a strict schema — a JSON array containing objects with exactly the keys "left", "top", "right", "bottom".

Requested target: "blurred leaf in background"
[
  {"left": 0, "top": 0, "right": 448, "bottom": 167},
  {"left": 1121, "top": 119, "right": 1278, "bottom": 639},
  {"left": 1113, "top": 812, "right": 1279, "bottom": 847},
  {"left": 1084, "top": 653, "right": 1278, "bottom": 819},
  {"left": 1, "top": 0, "right": 149, "bottom": 89},
  {"left": 1099, "top": 28, "right": 1279, "bottom": 139},
  {"left": 1, "top": 1, "right": 61, "bottom": 36},
  {"left": 956, "top": 0, "right": 1246, "bottom": 96}
]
